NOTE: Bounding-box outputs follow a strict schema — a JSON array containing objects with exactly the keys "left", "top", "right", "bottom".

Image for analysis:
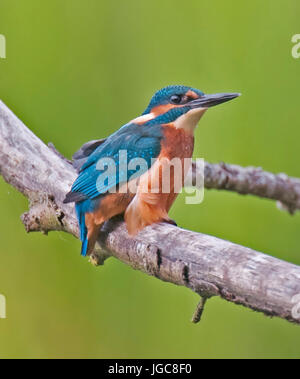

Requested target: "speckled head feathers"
[{"left": 143, "top": 85, "right": 204, "bottom": 115}]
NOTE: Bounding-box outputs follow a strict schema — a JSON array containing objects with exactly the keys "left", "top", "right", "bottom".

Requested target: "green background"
[{"left": 0, "top": 0, "right": 300, "bottom": 359}]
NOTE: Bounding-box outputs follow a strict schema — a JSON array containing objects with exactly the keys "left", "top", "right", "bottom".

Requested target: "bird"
[{"left": 64, "top": 85, "right": 240, "bottom": 257}]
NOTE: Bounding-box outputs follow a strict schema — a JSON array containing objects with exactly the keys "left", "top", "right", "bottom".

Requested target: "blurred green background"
[{"left": 0, "top": 0, "right": 300, "bottom": 359}]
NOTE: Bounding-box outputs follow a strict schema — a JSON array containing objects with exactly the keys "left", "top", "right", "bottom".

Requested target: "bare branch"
[
  {"left": 191, "top": 296, "right": 208, "bottom": 324},
  {"left": 187, "top": 161, "right": 300, "bottom": 214},
  {"left": 1, "top": 100, "right": 300, "bottom": 325}
]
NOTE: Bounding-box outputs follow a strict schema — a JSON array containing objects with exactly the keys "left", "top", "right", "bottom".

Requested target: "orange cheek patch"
[
  {"left": 186, "top": 90, "right": 199, "bottom": 99},
  {"left": 151, "top": 92, "right": 200, "bottom": 117},
  {"left": 151, "top": 103, "right": 178, "bottom": 116}
]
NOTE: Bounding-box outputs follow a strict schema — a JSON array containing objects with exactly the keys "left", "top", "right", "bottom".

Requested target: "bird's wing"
[
  {"left": 64, "top": 123, "right": 163, "bottom": 203},
  {"left": 72, "top": 139, "right": 107, "bottom": 172}
]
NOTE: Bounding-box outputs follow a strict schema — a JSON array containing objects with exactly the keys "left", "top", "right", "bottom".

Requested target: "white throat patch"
[{"left": 173, "top": 108, "right": 207, "bottom": 133}]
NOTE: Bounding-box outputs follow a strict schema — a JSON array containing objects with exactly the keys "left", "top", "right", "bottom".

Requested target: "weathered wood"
[
  {"left": 1, "top": 100, "right": 300, "bottom": 324},
  {"left": 191, "top": 162, "right": 300, "bottom": 214}
]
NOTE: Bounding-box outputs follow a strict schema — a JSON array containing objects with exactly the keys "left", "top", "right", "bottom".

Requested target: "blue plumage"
[
  {"left": 75, "top": 199, "right": 100, "bottom": 256},
  {"left": 70, "top": 122, "right": 163, "bottom": 201},
  {"left": 142, "top": 85, "right": 204, "bottom": 115},
  {"left": 65, "top": 121, "right": 163, "bottom": 255},
  {"left": 75, "top": 202, "right": 87, "bottom": 256},
  {"left": 65, "top": 85, "right": 240, "bottom": 256}
]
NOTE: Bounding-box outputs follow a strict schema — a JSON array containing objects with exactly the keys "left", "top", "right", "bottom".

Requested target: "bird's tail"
[
  {"left": 75, "top": 203, "right": 89, "bottom": 256},
  {"left": 75, "top": 202, "right": 101, "bottom": 257}
]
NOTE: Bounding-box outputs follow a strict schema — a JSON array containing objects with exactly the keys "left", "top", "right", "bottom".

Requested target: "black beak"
[{"left": 189, "top": 93, "right": 241, "bottom": 109}]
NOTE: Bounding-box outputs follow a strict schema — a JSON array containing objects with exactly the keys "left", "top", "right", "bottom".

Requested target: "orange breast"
[
  {"left": 160, "top": 124, "right": 194, "bottom": 160},
  {"left": 125, "top": 125, "right": 194, "bottom": 235}
]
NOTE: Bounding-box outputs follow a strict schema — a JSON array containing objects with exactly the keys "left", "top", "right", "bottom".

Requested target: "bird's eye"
[{"left": 170, "top": 94, "right": 183, "bottom": 104}]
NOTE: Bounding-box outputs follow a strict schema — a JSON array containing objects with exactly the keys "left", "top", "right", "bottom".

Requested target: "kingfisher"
[{"left": 64, "top": 85, "right": 240, "bottom": 256}]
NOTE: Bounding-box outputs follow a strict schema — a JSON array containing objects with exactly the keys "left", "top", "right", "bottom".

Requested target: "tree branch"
[
  {"left": 188, "top": 161, "right": 300, "bottom": 215},
  {"left": 1, "top": 100, "right": 300, "bottom": 325}
]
